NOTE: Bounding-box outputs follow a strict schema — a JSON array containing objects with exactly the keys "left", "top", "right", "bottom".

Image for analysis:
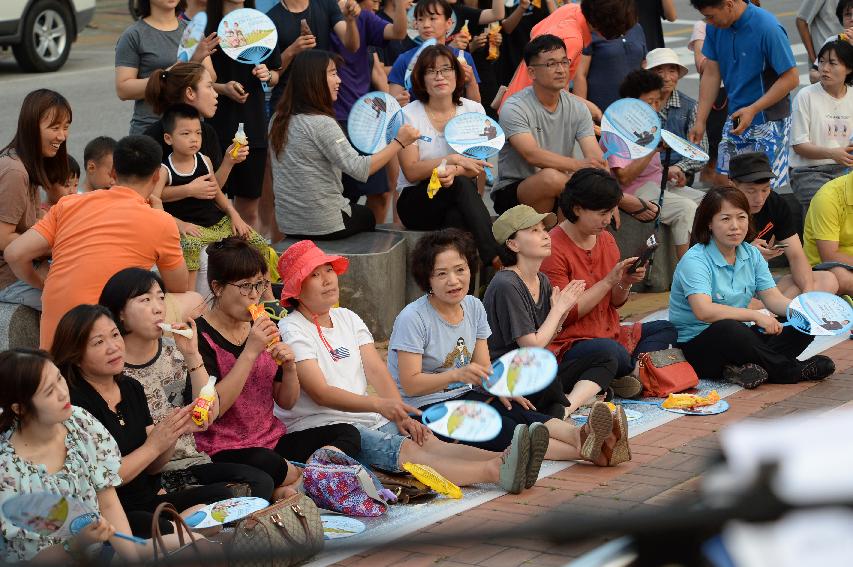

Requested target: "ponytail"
[{"left": 144, "top": 62, "right": 207, "bottom": 116}]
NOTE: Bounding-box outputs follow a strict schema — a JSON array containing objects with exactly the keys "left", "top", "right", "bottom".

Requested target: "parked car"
[{"left": 0, "top": 0, "right": 96, "bottom": 72}]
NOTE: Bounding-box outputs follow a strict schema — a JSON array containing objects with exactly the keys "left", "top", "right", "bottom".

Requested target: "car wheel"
[{"left": 12, "top": 0, "right": 73, "bottom": 72}]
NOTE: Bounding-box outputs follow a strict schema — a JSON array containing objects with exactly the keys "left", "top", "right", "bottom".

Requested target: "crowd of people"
[{"left": 1, "top": 0, "right": 853, "bottom": 562}]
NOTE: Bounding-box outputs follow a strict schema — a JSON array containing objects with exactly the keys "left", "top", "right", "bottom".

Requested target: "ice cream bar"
[
  {"left": 157, "top": 322, "right": 193, "bottom": 339},
  {"left": 300, "top": 18, "right": 312, "bottom": 36}
]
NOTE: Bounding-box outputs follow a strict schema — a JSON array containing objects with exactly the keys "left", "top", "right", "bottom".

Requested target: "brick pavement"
[{"left": 334, "top": 338, "right": 853, "bottom": 567}]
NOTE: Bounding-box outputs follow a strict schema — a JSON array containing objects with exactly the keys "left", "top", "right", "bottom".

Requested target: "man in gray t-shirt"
[{"left": 493, "top": 34, "right": 607, "bottom": 215}]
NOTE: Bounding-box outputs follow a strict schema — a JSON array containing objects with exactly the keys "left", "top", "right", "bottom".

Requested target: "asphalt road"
[{"left": 0, "top": 0, "right": 812, "bottom": 165}]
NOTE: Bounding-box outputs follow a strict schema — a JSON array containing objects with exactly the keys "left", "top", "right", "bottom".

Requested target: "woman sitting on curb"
[{"left": 388, "top": 228, "right": 630, "bottom": 469}]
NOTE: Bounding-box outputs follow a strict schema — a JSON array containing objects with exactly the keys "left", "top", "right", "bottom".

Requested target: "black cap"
[{"left": 728, "top": 152, "right": 776, "bottom": 183}]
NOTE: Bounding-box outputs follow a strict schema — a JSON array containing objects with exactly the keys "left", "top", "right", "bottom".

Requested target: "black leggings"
[
  {"left": 125, "top": 483, "right": 234, "bottom": 538},
  {"left": 288, "top": 205, "right": 376, "bottom": 241},
  {"left": 427, "top": 390, "right": 553, "bottom": 452},
  {"left": 397, "top": 176, "right": 502, "bottom": 265},
  {"left": 210, "top": 423, "right": 362, "bottom": 486},
  {"left": 188, "top": 461, "right": 275, "bottom": 502},
  {"left": 678, "top": 319, "right": 813, "bottom": 383}
]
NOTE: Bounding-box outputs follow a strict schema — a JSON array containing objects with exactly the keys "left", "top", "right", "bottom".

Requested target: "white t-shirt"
[
  {"left": 396, "top": 97, "right": 486, "bottom": 191},
  {"left": 275, "top": 308, "right": 387, "bottom": 432},
  {"left": 790, "top": 82, "right": 853, "bottom": 167}
]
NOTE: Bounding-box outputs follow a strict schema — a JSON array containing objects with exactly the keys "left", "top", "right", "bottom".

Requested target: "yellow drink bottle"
[
  {"left": 230, "top": 122, "right": 248, "bottom": 159},
  {"left": 191, "top": 376, "right": 217, "bottom": 426}
]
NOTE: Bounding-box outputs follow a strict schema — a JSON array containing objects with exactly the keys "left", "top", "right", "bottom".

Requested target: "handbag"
[
  {"left": 150, "top": 503, "right": 225, "bottom": 567},
  {"left": 228, "top": 493, "right": 324, "bottom": 567},
  {"left": 371, "top": 469, "right": 438, "bottom": 504},
  {"left": 637, "top": 348, "right": 699, "bottom": 398},
  {"left": 302, "top": 448, "right": 395, "bottom": 517}
]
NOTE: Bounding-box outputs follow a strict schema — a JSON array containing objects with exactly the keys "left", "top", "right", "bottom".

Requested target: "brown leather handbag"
[
  {"left": 150, "top": 503, "right": 225, "bottom": 567},
  {"left": 228, "top": 493, "right": 324, "bottom": 567},
  {"left": 638, "top": 348, "right": 700, "bottom": 398}
]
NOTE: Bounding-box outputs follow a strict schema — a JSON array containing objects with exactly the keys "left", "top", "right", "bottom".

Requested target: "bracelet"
[
  {"left": 188, "top": 360, "right": 205, "bottom": 373},
  {"left": 393, "top": 137, "right": 405, "bottom": 149},
  {"left": 616, "top": 281, "right": 631, "bottom": 291}
]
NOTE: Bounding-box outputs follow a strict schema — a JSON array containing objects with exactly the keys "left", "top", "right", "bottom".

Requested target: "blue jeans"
[
  {"left": 562, "top": 320, "right": 677, "bottom": 378},
  {"left": 354, "top": 421, "right": 408, "bottom": 473},
  {"left": 0, "top": 279, "right": 42, "bottom": 311}
]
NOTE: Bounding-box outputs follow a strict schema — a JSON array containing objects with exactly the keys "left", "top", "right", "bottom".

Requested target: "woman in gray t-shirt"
[
  {"left": 115, "top": 0, "right": 216, "bottom": 134},
  {"left": 390, "top": 229, "right": 630, "bottom": 468}
]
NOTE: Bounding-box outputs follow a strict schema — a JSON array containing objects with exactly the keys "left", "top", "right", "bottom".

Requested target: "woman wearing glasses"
[
  {"left": 192, "top": 237, "right": 361, "bottom": 496},
  {"left": 397, "top": 44, "right": 508, "bottom": 270}
]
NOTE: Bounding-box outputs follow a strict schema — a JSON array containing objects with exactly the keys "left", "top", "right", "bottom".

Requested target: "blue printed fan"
[
  {"left": 217, "top": 8, "right": 278, "bottom": 91},
  {"left": 445, "top": 112, "right": 505, "bottom": 184},
  {"left": 600, "top": 98, "right": 661, "bottom": 160},
  {"left": 348, "top": 91, "right": 430, "bottom": 154},
  {"left": 781, "top": 291, "right": 853, "bottom": 336}
]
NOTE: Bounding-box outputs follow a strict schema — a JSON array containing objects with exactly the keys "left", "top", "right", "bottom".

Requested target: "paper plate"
[
  {"left": 403, "top": 38, "right": 437, "bottom": 90},
  {"left": 661, "top": 129, "right": 709, "bottom": 163},
  {"left": 663, "top": 399, "right": 730, "bottom": 416},
  {"left": 445, "top": 112, "right": 505, "bottom": 160},
  {"left": 321, "top": 515, "right": 366, "bottom": 539},
  {"left": 422, "top": 400, "right": 502, "bottom": 442},
  {"left": 347, "top": 91, "right": 404, "bottom": 154},
  {"left": 184, "top": 497, "right": 269, "bottom": 528},
  {"left": 482, "top": 347, "right": 557, "bottom": 397},
  {"left": 571, "top": 407, "right": 642, "bottom": 423},
  {"left": 217, "top": 8, "right": 278, "bottom": 65},
  {"left": 786, "top": 291, "right": 853, "bottom": 336},
  {"left": 600, "top": 98, "right": 661, "bottom": 160},
  {"left": 177, "top": 11, "right": 207, "bottom": 62},
  {"left": 406, "top": 6, "right": 456, "bottom": 42}
]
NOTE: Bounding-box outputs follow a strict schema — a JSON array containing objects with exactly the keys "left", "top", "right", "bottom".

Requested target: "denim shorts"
[
  {"left": 0, "top": 280, "right": 43, "bottom": 310},
  {"left": 354, "top": 421, "right": 407, "bottom": 473}
]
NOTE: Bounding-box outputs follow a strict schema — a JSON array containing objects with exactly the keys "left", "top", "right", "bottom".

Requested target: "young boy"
[
  {"left": 82, "top": 136, "right": 117, "bottom": 192},
  {"left": 607, "top": 69, "right": 702, "bottom": 260},
  {"left": 155, "top": 104, "right": 272, "bottom": 292},
  {"left": 388, "top": 0, "right": 482, "bottom": 102}
]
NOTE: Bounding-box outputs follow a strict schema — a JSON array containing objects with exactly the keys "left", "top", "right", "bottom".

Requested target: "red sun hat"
[{"left": 277, "top": 240, "right": 349, "bottom": 306}]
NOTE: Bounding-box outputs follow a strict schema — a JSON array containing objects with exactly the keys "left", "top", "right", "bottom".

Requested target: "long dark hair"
[
  {"left": 1, "top": 89, "right": 72, "bottom": 194},
  {"left": 0, "top": 349, "right": 53, "bottom": 433},
  {"left": 690, "top": 186, "right": 756, "bottom": 246},
  {"left": 100, "top": 268, "right": 166, "bottom": 336},
  {"left": 50, "top": 305, "right": 118, "bottom": 386},
  {"left": 144, "top": 62, "right": 208, "bottom": 115},
  {"left": 269, "top": 50, "right": 340, "bottom": 156},
  {"left": 205, "top": 0, "right": 257, "bottom": 36},
  {"left": 411, "top": 45, "right": 466, "bottom": 106}
]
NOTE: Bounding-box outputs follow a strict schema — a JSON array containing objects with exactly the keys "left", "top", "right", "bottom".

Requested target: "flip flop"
[
  {"left": 621, "top": 198, "right": 660, "bottom": 223},
  {"left": 525, "top": 422, "right": 549, "bottom": 489}
]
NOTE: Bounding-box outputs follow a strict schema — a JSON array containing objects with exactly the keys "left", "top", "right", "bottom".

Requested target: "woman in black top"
[
  {"left": 54, "top": 305, "right": 233, "bottom": 539},
  {"left": 206, "top": 0, "right": 283, "bottom": 229}
]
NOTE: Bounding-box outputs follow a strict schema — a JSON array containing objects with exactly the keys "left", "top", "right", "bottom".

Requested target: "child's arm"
[
  {"left": 215, "top": 143, "right": 249, "bottom": 188},
  {"left": 205, "top": 155, "right": 253, "bottom": 238}
]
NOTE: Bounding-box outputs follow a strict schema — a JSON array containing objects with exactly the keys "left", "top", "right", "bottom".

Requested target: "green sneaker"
[
  {"left": 525, "top": 422, "right": 549, "bottom": 489},
  {"left": 498, "top": 424, "right": 529, "bottom": 494}
]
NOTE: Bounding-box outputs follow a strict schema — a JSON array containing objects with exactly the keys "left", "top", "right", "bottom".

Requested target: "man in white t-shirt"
[{"left": 493, "top": 34, "right": 609, "bottom": 216}]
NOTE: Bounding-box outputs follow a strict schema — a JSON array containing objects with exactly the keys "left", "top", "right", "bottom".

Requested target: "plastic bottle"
[
  {"left": 230, "top": 122, "right": 247, "bottom": 159},
  {"left": 191, "top": 376, "right": 217, "bottom": 426}
]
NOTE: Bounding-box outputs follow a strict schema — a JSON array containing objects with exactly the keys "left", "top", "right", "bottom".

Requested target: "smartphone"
[
  {"left": 772, "top": 243, "right": 788, "bottom": 249},
  {"left": 628, "top": 234, "right": 658, "bottom": 274},
  {"left": 732, "top": 116, "right": 740, "bottom": 130}
]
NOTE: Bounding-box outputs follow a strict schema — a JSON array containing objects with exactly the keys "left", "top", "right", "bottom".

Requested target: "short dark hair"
[
  {"left": 619, "top": 69, "right": 664, "bottom": 99},
  {"left": 411, "top": 45, "right": 465, "bottom": 106},
  {"left": 500, "top": 238, "right": 519, "bottom": 267},
  {"left": 690, "top": 186, "right": 755, "bottom": 245},
  {"left": 83, "top": 136, "right": 117, "bottom": 165},
  {"left": 162, "top": 103, "right": 201, "bottom": 134},
  {"left": 67, "top": 155, "right": 80, "bottom": 179},
  {"left": 818, "top": 40, "right": 853, "bottom": 86},
  {"left": 689, "top": 0, "right": 726, "bottom": 10},
  {"left": 112, "top": 135, "right": 163, "bottom": 180},
  {"left": 523, "top": 34, "right": 567, "bottom": 65},
  {"left": 99, "top": 268, "right": 166, "bottom": 335},
  {"left": 837, "top": 0, "right": 853, "bottom": 24},
  {"left": 207, "top": 237, "right": 268, "bottom": 293},
  {"left": 410, "top": 229, "right": 479, "bottom": 292},
  {"left": 51, "top": 304, "right": 117, "bottom": 387},
  {"left": 0, "top": 349, "right": 53, "bottom": 433},
  {"left": 414, "top": 0, "right": 452, "bottom": 20},
  {"left": 580, "top": 0, "right": 637, "bottom": 39},
  {"left": 559, "top": 168, "right": 623, "bottom": 223}
]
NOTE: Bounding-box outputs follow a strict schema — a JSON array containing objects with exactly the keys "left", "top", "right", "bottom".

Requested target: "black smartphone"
[
  {"left": 732, "top": 116, "right": 740, "bottom": 130},
  {"left": 628, "top": 234, "right": 658, "bottom": 274}
]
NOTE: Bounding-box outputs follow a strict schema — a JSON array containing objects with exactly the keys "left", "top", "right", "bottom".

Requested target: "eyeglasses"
[
  {"left": 425, "top": 66, "right": 454, "bottom": 79},
  {"left": 530, "top": 59, "right": 571, "bottom": 71},
  {"left": 227, "top": 279, "right": 270, "bottom": 296}
]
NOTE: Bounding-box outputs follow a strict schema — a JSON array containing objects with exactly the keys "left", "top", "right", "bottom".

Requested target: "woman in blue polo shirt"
[{"left": 669, "top": 187, "right": 835, "bottom": 389}]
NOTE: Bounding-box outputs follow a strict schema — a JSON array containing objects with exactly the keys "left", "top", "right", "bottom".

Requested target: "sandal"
[
  {"left": 621, "top": 198, "right": 660, "bottom": 223},
  {"left": 579, "top": 402, "right": 613, "bottom": 463}
]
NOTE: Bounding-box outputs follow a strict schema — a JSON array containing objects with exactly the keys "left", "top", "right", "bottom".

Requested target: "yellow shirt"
[{"left": 803, "top": 173, "right": 853, "bottom": 265}]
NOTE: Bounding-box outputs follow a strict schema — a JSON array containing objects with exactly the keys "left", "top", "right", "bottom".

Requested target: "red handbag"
[{"left": 637, "top": 348, "right": 699, "bottom": 397}]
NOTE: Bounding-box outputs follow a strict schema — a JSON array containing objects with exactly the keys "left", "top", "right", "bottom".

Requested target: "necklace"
[
  {"left": 88, "top": 379, "right": 125, "bottom": 426},
  {"left": 205, "top": 312, "right": 249, "bottom": 346},
  {"left": 508, "top": 267, "right": 539, "bottom": 299},
  {"left": 426, "top": 105, "right": 455, "bottom": 126}
]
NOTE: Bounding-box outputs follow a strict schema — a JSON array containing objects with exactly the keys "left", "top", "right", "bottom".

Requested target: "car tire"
[{"left": 12, "top": 0, "right": 73, "bottom": 72}]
